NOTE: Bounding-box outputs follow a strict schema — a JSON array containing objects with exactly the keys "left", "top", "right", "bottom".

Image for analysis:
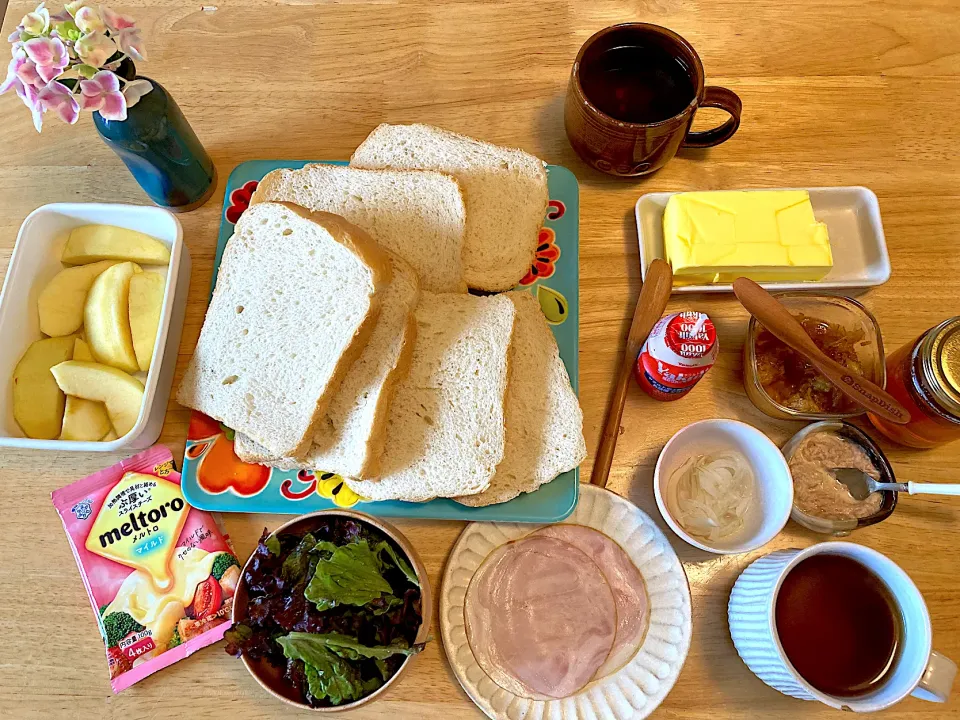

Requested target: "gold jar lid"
[{"left": 920, "top": 317, "right": 960, "bottom": 419}]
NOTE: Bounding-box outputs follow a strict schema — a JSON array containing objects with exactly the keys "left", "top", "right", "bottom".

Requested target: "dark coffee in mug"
[
  {"left": 578, "top": 43, "right": 696, "bottom": 124},
  {"left": 775, "top": 554, "right": 903, "bottom": 698},
  {"left": 564, "top": 23, "right": 741, "bottom": 176}
]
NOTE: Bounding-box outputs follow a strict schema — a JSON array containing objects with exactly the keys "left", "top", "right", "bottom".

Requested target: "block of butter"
[{"left": 663, "top": 190, "right": 833, "bottom": 285}]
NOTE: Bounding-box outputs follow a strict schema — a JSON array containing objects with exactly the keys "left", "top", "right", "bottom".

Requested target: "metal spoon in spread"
[
  {"left": 732, "top": 277, "right": 911, "bottom": 425},
  {"left": 832, "top": 468, "right": 960, "bottom": 500}
]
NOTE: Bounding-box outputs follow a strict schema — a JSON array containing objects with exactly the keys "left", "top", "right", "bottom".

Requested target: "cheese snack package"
[{"left": 52, "top": 445, "right": 240, "bottom": 693}]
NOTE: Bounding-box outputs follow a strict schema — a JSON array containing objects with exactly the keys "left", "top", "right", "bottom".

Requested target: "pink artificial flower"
[
  {"left": 75, "top": 6, "right": 106, "bottom": 34},
  {"left": 20, "top": 82, "right": 45, "bottom": 132},
  {"left": 38, "top": 79, "right": 79, "bottom": 124},
  {"left": 1, "top": 54, "right": 44, "bottom": 131},
  {"left": 101, "top": 6, "right": 137, "bottom": 32},
  {"left": 0, "top": 55, "right": 22, "bottom": 95},
  {"left": 64, "top": 0, "right": 94, "bottom": 19},
  {"left": 75, "top": 30, "right": 116, "bottom": 67},
  {"left": 21, "top": 4, "right": 51, "bottom": 36},
  {"left": 79, "top": 69, "right": 126, "bottom": 120},
  {"left": 16, "top": 58, "right": 44, "bottom": 88},
  {"left": 115, "top": 27, "right": 146, "bottom": 61},
  {"left": 23, "top": 36, "right": 68, "bottom": 82},
  {"left": 121, "top": 77, "right": 151, "bottom": 108}
]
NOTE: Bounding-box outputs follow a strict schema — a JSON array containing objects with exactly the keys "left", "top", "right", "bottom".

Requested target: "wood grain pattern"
[
  {"left": 1, "top": 1, "right": 959, "bottom": 718},
  {"left": 591, "top": 258, "right": 672, "bottom": 486}
]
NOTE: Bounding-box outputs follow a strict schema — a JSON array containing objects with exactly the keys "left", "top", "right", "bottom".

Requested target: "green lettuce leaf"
[
  {"left": 265, "top": 534, "right": 281, "bottom": 556},
  {"left": 300, "top": 648, "right": 366, "bottom": 705},
  {"left": 281, "top": 532, "right": 317, "bottom": 584},
  {"left": 375, "top": 541, "right": 420, "bottom": 587},
  {"left": 314, "top": 632, "right": 419, "bottom": 661},
  {"left": 278, "top": 632, "right": 385, "bottom": 705},
  {"left": 305, "top": 540, "right": 392, "bottom": 611}
]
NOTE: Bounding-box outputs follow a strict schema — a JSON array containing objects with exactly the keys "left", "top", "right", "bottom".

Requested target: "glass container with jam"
[
  {"left": 868, "top": 317, "right": 960, "bottom": 448},
  {"left": 743, "top": 295, "right": 885, "bottom": 421}
]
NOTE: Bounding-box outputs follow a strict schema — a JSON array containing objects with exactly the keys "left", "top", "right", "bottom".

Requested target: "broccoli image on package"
[
  {"left": 211, "top": 553, "right": 240, "bottom": 580},
  {"left": 103, "top": 612, "right": 146, "bottom": 648}
]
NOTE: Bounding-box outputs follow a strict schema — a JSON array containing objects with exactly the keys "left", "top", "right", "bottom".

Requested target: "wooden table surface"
[{"left": 2, "top": 0, "right": 959, "bottom": 717}]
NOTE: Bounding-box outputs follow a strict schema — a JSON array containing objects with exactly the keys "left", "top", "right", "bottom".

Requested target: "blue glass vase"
[{"left": 93, "top": 77, "right": 216, "bottom": 212}]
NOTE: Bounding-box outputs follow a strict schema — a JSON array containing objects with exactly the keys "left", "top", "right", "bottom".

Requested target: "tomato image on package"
[
  {"left": 86, "top": 473, "right": 189, "bottom": 590},
  {"left": 52, "top": 445, "right": 241, "bottom": 693}
]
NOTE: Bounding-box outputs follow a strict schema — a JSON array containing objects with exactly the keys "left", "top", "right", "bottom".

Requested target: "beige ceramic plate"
[{"left": 440, "top": 484, "right": 691, "bottom": 720}]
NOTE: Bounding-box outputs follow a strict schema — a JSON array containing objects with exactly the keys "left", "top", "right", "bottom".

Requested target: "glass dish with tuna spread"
[
  {"left": 781, "top": 421, "right": 897, "bottom": 535},
  {"left": 789, "top": 432, "right": 882, "bottom": 520}
]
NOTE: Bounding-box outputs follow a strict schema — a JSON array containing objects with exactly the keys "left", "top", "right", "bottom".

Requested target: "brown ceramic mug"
[{"left": 565, "top": 23, "right": 742, "bottom": 176}]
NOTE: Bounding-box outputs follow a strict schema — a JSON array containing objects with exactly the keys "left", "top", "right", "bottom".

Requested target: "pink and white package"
[{"left": 52, "top": 445, "right": 240, "bottom": 693}]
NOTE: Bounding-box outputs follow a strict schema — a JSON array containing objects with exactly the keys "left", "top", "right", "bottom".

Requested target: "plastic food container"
[
  {"left": 0, "top": 203, "right": 190, "bottom": 452},
  {"left": 781, "top": 421, "right": 897, "bottom": 536},
  {"left": 743, "top": 294, "right": 885, "bottom": 421}
]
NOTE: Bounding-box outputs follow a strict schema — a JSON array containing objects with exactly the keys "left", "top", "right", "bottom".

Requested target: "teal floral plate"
[{"left": 180, "top": 160, "right": 579, "bottom": 522}]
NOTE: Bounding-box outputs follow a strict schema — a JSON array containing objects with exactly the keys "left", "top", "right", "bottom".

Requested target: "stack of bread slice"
[{"left": 177, "top": 124, "right": 585, "bottom": 507}]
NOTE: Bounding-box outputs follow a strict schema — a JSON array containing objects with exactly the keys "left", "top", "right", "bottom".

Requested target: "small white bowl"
[
  {"left": 654, "top": 419, "right": 794, "bottom": 554},
  {"left": 0, "top": 203, "right": 190, "bottom": 452}
]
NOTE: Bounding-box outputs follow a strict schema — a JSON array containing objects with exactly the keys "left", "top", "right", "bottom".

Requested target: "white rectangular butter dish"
[
  {"left": 0, "top": 203, "right": 190, "bottom": 451},
  {"left": 636, "top": 187, "right": 891, "bottom": 293}
]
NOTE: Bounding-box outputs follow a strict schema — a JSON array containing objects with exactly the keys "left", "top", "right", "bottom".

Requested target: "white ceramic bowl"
[
  {"left": 0, "top": 203, "right": 190, "bottom": 452},
  {"left": 654, "top": 419, "right": 794, "bottom": 554}
]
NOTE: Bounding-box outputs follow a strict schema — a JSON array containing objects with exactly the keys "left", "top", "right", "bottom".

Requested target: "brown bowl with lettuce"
[{"left": 225, "top": 510, "right": 431, "bottom": 711}]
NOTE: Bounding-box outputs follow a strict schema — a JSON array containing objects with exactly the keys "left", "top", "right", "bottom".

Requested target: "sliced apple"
[
  {"left": 60, "top": 395, "right": 113, "bottom": 441},
  {"left": 102, "top": 428, "right": 119, "bottom": 441},
  {"left": 129, "top": 271, "right": 166, "bottom": 372},
  {"left": 84, "top": 261, "right": 142, "bottom": 373},
  {"left": 58, "top": 338, "right": 113, "bottom": 441},
  {"left": 13, "top": 336, "right": 75, "bottom": 439},
  {"left": 37, "top": 260, "right": 119, "bottom": 337},
  {"left": 50, "top": 361, "right": 144, "bottom": 437},
  {"left": 73, "top": 337, "right": 94, "bottom": 361},
  {"left": 62, "top": 225, "right": 170, "bottom": 265}
]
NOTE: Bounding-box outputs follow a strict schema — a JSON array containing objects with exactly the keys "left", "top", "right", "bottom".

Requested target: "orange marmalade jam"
[{"left": 869, "top": 318, "right": 960, "bottom": 448}]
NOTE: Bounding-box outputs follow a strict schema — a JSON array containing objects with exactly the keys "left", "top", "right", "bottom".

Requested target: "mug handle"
[
  {"left": 682, "top": 86, "right": 742, "bottom": 148},
  {"left": 911, "top": 650, "right": 957, "bottom": 702}
]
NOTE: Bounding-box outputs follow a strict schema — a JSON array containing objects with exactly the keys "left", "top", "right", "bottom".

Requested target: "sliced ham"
[
  {"left": 532, "top": 524, "right": 649, "bottom": 679},
  {"left": 464, "top": 535, "right": 617, "bottom": 700}
]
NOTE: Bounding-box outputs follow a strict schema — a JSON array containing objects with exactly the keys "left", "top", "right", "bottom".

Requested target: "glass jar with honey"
[{"left": 869, "top": 317, "right": 960, "bottom": 448}]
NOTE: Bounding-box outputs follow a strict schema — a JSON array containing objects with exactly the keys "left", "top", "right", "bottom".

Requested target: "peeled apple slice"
[
  {"left": 62, "top": 225, "right": 171, "bottom": 265},
  {"left": 13, "top": 336, "right": 75, "bottom": 439},
  {"left": 50, "top": 361, "right": 144, "bottom": 437},
  {"left": 60, "top": 395, "right": 113, "bottom": 441},
  {"left": 128, "top": 271, "right": 166, "bottom": 372},
  {"left": 37, "top": 260, "right": 118, "bottom": 336},
  {"left": 59, "top": 338, "right": 114, "bottom": 441},
  {"left": 84, "top": 261, "right": 142, "bottom": 373}
]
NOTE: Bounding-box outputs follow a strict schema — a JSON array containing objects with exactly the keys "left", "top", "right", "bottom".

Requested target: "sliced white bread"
[
  {"left": 250, "top": 164, "right": 467, "bottom": 293},
  {"left": 455, "top": 291, "right": 586, "bottom": 507},
  {"left": 350, "top": 123, "right": 549, "bottom": 292},
  {"left": 345, "top": 292, "right": 515, "bottom": 502},
  {"left": 233, "top": 252, "right": 421, "bottom": 478},
  {"left": 176, "top": 202, "right": 390, "bottom": 458}
]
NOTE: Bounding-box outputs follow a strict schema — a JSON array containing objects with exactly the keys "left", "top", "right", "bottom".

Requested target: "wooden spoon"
[
  {"left": 732, "top": 277, "right": 910, "bottom": 425},
  {"left": 591, "top": 259, "right": 673, "bottom": 487}
]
